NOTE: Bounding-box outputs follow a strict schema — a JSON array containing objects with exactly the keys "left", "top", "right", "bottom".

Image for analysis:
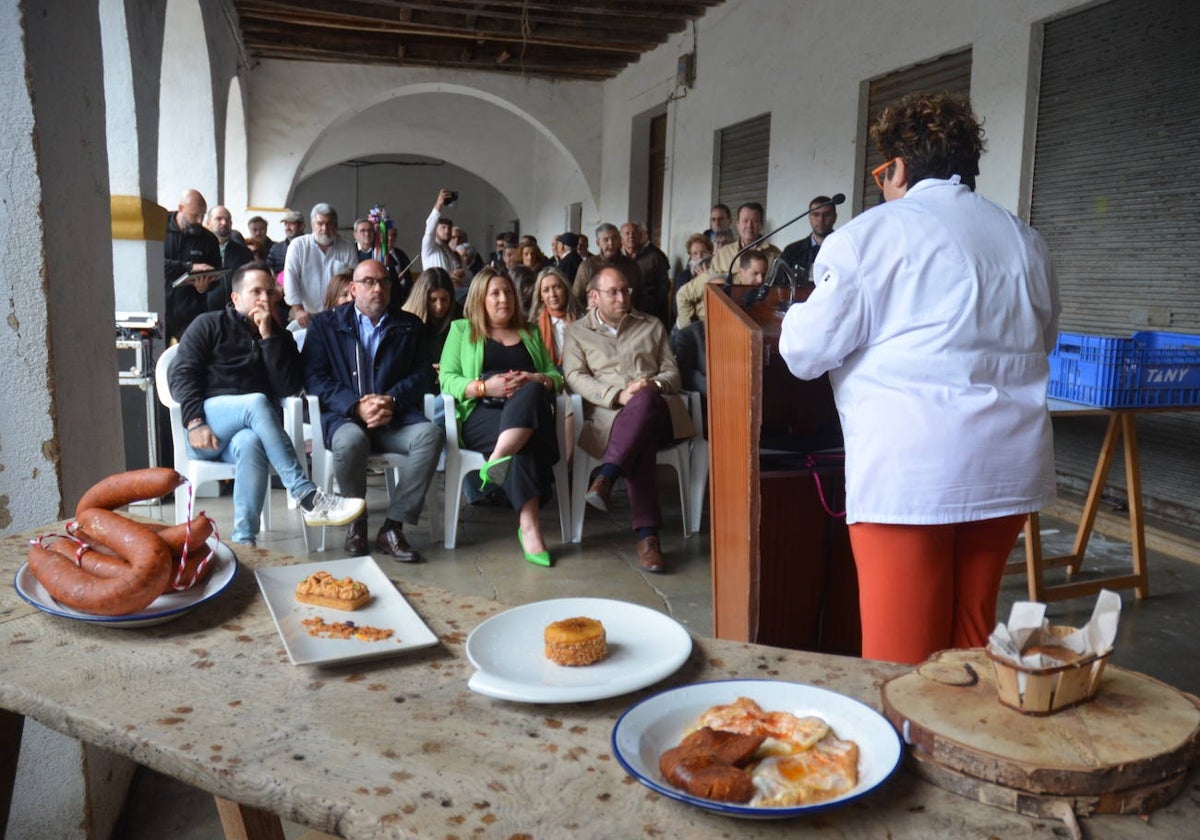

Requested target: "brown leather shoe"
[
  {"left": 585, "top": 474, "right": 614, "bottom": 511},
  {"left": 375, "top": 525, "right": 418, "bottom": 563},
  {"left": 636, "top": 535, "right": 664, "bottom": 573},
  {"left": 344, "top": 518, "right": 369, "bottom": 556}
]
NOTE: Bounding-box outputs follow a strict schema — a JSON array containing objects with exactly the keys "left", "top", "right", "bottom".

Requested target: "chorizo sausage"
[
  {"left": 166, "top": 541, "right": 217, "bottom": 593},
  {"left": 27, "top": 509, "right": 172, "bottom": 616},
  {"left": 74, "top": 468, "right": 185, "bottom": 518},
  {"left": 154, "top": 514, "right": 215, "bottom": 556}
]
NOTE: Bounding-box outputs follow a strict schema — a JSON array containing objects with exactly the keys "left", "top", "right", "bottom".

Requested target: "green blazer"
[{"left": 438, "top": 319, "right": 563, "bottom": 427}]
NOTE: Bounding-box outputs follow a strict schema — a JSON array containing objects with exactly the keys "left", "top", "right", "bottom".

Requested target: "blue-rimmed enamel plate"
[
  {"left": 612, "top": 679, "right": 902, "bottom": 819},
  {"left": 14, "top": 539, "right": 238, "bottom": 628}
]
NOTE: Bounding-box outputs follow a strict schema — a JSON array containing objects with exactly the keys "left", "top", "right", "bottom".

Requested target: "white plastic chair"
[
  {"left": 303, "top": 394, "right": 440, "bottom": 551},
  {"left": 568, "top": 391, "right": 703, "bottom": 543},
  {"left": 440, "top": 392, "right": 572, "bottom": 549},
  {"left": 155, "top": 344, "right": 272, "bottom": 533}
]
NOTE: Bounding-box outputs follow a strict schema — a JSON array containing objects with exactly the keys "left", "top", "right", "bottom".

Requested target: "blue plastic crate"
[{"left": 1047, "top": 330, "right": 1200, "bottom": 408}]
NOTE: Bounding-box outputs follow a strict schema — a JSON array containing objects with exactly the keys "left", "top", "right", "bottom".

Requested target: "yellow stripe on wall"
[{"left": 111, "top": 195, "right": 169, "bottom": 241}]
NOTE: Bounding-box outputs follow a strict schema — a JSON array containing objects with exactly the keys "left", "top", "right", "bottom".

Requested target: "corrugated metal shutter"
[
  {"left": 858, "top": 49, "right": 972, "bottom": 214},
  {"left": 1030, "top": 0, "right": 1200, "bottom": 526},
  {"left": 714, "top": 113, "right": 771, "bottom": 215}
]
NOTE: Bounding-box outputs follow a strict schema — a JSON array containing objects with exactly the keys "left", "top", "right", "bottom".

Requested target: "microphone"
[{"left": 723, "top": 193, "right": 844, "bottom": 295}]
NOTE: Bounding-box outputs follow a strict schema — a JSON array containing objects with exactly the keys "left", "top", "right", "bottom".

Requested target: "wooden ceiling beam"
[
  {"left": 237, "top": 7, "right": 650, "bottom": 54},
  {"left": 250, "top": 45, "right": 619, "bottom": 80}
]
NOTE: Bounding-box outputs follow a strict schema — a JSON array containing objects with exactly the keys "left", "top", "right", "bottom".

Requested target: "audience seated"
[
  {"left": 168, "top": 261, "right": 365, "bottom": 545},
  {"left": 301, "top": 260, "right": 444, "bottom": 560},
  {"left": 562, "top": 265, "right": 694, "bottom": 573},
  {"left": 675, "top": 202, "right": 780, "bottom": 329},
  {"left": 438, "top": 267, "right": 563, "bottom": 567},
  {"left": 572, "top": 222, "right": 644, "bottom": 310}
]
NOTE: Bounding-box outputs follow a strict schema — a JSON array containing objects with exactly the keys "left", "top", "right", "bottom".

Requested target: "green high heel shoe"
[
  {"left": 479, "top": 454, "right": 513, "bottom": 491},
  {"left": 518, "top": 527, "right": 551, "bottom": 567}
]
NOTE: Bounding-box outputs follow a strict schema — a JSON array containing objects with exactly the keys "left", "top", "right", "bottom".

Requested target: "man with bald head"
[
  {"left": 164, "top": 188, "right": 223, "bottom": 341},
  {"left": 302, "top": 259, "right": 444, "bottom": 559}
]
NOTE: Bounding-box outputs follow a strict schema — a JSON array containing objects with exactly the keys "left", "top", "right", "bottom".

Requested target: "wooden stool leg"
[
  {"left": 1022, "top": 512, "right": 1045, "bottom": 601},
  {"left": 214, "top": 796, "right": 287, "bottom": 840},
  {"left": 0, "top": 709, "right": 24, "bottom": 836},
  {"left": 1068, "top": 413, "right": 1124, "bottom": 574},
  {"left": 1121, "top": 413, "right": 1149, "bottom": 598}
]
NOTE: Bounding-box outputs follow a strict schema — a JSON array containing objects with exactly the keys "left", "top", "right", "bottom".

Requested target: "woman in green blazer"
[{"left": 440, "top": 268, "right": 563, "bottom": 566}]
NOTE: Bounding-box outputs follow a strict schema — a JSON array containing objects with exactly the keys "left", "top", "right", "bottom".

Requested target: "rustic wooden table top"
[{"left": 2, "top": 528, "right": 1196, "bottom": 838}]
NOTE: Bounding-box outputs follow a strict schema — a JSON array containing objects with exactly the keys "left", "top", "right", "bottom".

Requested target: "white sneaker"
[{"left": 302, "top": 489, "right": 366, "bottom": 527}]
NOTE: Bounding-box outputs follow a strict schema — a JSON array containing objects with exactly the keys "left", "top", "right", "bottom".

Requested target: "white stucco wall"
[
  {"left": 0, "top": 3, "right": 58, "bottom": 531},
  {"left": 598, "top": 0, "right": 1088, "bottom": 262},
  {"left": 246, "top": 64, "right": 604, "bottom": 238}
]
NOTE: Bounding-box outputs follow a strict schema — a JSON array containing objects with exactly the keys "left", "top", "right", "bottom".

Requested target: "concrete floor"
[{"left": 110, "top": 470, "right": 1200, "bottom": 839}]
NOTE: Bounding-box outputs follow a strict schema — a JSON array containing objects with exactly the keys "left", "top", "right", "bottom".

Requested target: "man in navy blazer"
[{"left": 302, "top": 259, "right": 444, "bottom": 559}]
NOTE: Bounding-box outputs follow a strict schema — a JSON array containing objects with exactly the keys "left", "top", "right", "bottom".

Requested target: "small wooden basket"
[{"left": 986, "top": 625, "right": 1111, "bottom": 716}]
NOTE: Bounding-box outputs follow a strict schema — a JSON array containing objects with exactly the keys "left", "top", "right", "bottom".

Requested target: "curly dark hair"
[{"left": 871, "top": 92, "right": 985, "bottom": 190}]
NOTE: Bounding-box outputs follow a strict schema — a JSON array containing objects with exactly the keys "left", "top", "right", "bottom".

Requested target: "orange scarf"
[{"left": 538, "top": 307, "right": 567, "bottom": 365}]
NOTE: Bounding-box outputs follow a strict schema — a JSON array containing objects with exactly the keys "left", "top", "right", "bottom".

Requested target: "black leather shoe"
[
  {"left": 376, "top": 525, "right": 418, "bottom": 563},
  {"left": 344, "top": 518, "right": 369, "bottom": 556}
]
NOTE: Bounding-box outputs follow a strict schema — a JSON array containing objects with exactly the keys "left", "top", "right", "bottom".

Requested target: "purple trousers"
[{"left": 601, "top": 388, "right": 673, "bottom": 530}]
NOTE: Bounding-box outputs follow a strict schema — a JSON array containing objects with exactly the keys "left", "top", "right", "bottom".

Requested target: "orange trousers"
[{"left": 848, "top": 514, "right": 1026, "bottom": 665}]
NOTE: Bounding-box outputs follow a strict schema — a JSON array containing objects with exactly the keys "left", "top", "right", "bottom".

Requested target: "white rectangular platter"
[{"left": 255, "top": 556, "right": 438, "bottom": 666}]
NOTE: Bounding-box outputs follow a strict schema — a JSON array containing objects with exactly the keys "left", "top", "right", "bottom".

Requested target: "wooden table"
[
  {"left": 2, "top": 529, "right": 1197, "bottom": 838},
  {"left": 1011, "top": 399, "right": 1200, "bottom": 603}
]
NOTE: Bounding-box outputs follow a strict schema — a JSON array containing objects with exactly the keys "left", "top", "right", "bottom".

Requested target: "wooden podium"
[{"left": 704, "top": 284, "right": 860, "bottom": 655}]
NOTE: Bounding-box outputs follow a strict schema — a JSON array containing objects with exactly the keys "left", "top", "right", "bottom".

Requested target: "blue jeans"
[{"left": 185, "top": 393, "right": 317, "bottom": 542}]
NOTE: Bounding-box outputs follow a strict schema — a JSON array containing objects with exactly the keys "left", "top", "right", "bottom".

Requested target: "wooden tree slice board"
[
  {"left": 881, "top": 649, "right": 1200, "bottom": 798},
  {"left": 907, "top": 749, "right": 1191, "bottom": 831}
]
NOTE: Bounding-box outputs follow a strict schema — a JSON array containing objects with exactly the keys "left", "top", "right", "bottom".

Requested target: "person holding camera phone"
[{"left": 421, "top": 188, "right": 459, "bottom": 276}]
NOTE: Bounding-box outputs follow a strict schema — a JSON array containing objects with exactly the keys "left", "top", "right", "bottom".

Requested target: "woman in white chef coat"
[{"left": 779, "top": 93, "right": 1060, "bottom": 665}]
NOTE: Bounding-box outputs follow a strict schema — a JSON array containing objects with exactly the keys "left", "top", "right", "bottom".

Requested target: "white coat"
[{"left": 779, "top": 177, "right": 1060, "bottom": 525}]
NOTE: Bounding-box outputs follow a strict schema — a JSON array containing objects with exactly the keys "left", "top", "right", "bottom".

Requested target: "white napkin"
[{"left": 988, "top": 589, "right": 1120, "bottom": 670}]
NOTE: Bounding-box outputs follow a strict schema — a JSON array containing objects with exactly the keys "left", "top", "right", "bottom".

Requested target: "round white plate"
[
  {"left": 14, "top": 539, "right": 238, "bottom": 628},
  {"left": 465, "top": 597, "right": 692, "bottom": 703},
  {"left": 612, "top": 679, "right": 902, "bottom": 819}
]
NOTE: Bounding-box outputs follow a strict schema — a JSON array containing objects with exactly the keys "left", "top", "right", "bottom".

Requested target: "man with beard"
[
  {"left": 302, "top": 259, "right": 444, "bottom": 559},
  {"left": 283, "top": 202, "right": 356, "bottom": 327},
  {"left": 164, "top": 188, "right": 222, "bottom": 342},
  {"left": 169, "top": 261, "right": 366, "bottom": 545},
  {"left": 204, "top": 205, "right": 253, "bottom": 309},
  {"left": 246, "top": 215, "right": 273, "bottom": 252},
  {"left": 563, "top": 265, "right": 694, "bottom": 572},
  {"left": 780, "top": 196, "right": 838, "bottom": 285}
]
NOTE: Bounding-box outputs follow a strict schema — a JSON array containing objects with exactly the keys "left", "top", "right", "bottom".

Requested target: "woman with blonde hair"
[
  {"left": 439, "top": 267, "right": 563, "bottom": 566},
  {"left": 528, "top": 266, "right": 584, "bottom": 369}
]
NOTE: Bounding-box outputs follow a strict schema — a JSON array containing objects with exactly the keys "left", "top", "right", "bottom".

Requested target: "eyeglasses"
[
  {"left": 872, "top": 158, "right": 900, "bottom": 192},
  {"left": 354, "top": 276, "right": 391, "bottom": 288}
]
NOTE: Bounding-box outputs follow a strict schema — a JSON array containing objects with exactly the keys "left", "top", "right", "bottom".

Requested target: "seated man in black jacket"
[
  {"left": 168, "top": 261, "right": 365, "bottom": 545},
  {"left": 302, "top": 259, "right": 444, "bottom": 560}
]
